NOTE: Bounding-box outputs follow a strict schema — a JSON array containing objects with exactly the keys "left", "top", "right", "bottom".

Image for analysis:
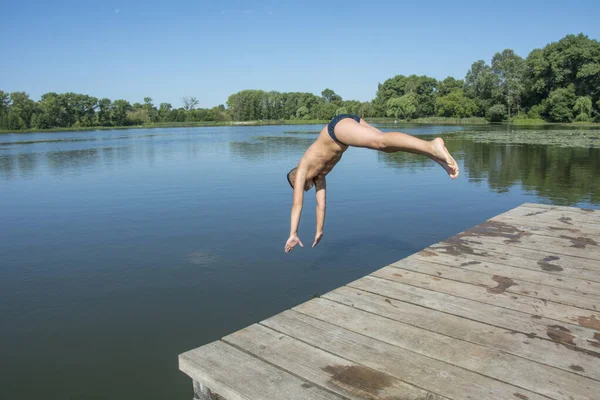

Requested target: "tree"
[
  {"left": 523, "top": 48, "right": 550, "bottom": 108},
  {"left": 111, "top": 99, "right": 132, "bottom": 126},
  {"left": 386, "top": 94, "right": 417, "bottom": 120},
  {"left": 182, "top": 96, "right": 200, "bottom": 111},
  {"left": 435, "top": 90, "right": 478, "bottom": 118},
  {"left": 492, "top": 49, "right": 526, "bottom": 118},
  {"left": 465, "top": 60, "right": 500, "bottom": 116},
  {"left": 0, "top": 90, "right": 9, "bottom": 129},
  {"left": 143, "top": 97, "right": 158, "bottom": 122},
  {"left": 314, "top": 102, "right": 337, "bottom": 120},
  {"left": 321, "top": 88, "right": 342, "bottom": 104},
  {"left": 295, "top": 106, "right": 309, "bottom": 119},
  {"left": 97, "top": 98, "right": 112, "bottom": 126},
  {"left": 573, "top": 96, "right": 593, "bottom": 122},
  {"left": 9, "top": 92, "right": 36, "bottom": 129},
  {"left": 356, "top": 102, "right": 376, "bottom": 118},
  {"left": 487, "top": 104, "right": 507, "bottom": 122},
  {"left": 524, "top": 34, "right": 600, "bottom": 109},
  {"left": 374, "top": 75, "right": 437, "bottom": 118},
  {"left": 546, "top": 86, "right": 577, "bottom": 122},
  {"left": 158, "top": 103, "right": 173, "bottom": 122},
  {"left": 341, "top": 100, "right": 361, "bottom": 115},
  {"left": 438, "top": 77, "right": 464, "bottom": 97}
]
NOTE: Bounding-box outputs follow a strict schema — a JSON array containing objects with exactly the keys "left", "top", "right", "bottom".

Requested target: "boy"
[{"left": 284, "top": 114, "right": 459, "bottom": 253}]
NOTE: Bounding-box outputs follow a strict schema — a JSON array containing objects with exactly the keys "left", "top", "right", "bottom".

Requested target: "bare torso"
[{"left": 298, "top": 126, "right": 348, "bottom": 181}]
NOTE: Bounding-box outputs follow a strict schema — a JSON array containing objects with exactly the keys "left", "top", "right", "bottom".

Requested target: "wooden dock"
[{"left": 179, "top": 203, "right": 600, "bottom": 400}]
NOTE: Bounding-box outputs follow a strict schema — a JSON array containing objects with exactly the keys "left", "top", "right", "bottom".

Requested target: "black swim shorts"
[{"left": 327, "top": 114, "right": 360, "bottom": 145}]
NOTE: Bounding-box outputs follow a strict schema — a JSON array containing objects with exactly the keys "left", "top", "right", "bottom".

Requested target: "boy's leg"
[{"left": 334, "top": 118, "right": 459, "bottom": 178}]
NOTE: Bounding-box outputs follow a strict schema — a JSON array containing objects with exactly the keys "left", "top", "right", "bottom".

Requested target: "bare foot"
[{"left": 430, "top": 138, "right": 459, "bottom": 179}]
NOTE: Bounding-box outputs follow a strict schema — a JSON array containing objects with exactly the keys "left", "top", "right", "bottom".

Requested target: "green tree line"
[{"left": 1, "top": 33, "right": 599, "bottom": 131}]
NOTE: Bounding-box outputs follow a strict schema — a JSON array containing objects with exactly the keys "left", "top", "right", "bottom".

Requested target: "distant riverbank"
[{"left": 1, "top": 117, "right": 598, "bottom": 134}]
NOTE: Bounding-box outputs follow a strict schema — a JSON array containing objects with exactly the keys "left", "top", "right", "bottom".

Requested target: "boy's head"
[
  {"left": 286, "top": 167, "right": 297, "bottom": 189},
  {"left": 286, "top": 167, "right": 314, "bottom": 191}
]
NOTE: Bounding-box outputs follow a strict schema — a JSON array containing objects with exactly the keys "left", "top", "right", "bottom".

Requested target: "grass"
[{"left": 508, "top": 118, "right": 548, "bottom": 125}]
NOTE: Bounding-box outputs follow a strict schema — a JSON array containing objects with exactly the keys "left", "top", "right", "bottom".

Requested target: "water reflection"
[
  {"left": 46, "top": 149, "right": 100, "bottom": 173},
  {"left": 228, "top": 136, "right": 314, "bottom": 161},
  {"left": 17, "top": 153, "right": 39, "bottom": 176},
  {"left": 0, "top": 140, "right": 209, "bottom": 178},
  {"left": 379, "top": 138, "right": 600, "bottom": 205},
  {"left": 1, "top": 127, "right": 598, "bottom": 206},
  {"left": 0, "top": 155, "right": 16, "bottom": 179}
]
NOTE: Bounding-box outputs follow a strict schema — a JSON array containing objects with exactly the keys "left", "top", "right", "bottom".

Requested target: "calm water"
[{"left": 1, "top": 124, "right": 598, "bottom": 399}]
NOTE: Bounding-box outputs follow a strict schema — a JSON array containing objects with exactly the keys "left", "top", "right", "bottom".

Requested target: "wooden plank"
[
  {"left": 522, "top": 203, "right": 600, "bottom": 214},
  {"left": 179, "top": 341, "right": 345, "bottom": 400},
  {"left": 494, "top": 214, "right": 600, "bottom": 238},
  {"left": 348, "top": 275, "right": 600, "bottom": 354},
  {"left": 419, "top": 243, "right": 600, "bottom": 285},
  {"left": 223, "top": 323, "right": 448, "bottom": 400},
  {"left": 391, "top": 256, "right": 600, "bottom": 311},
  {"left": 430, "top": 239, "right": 600, "bottom": 276},
  {"left": 452, "top": 223, "right": 600, "bottom": 260},
  {"left": 498, "top": 205, "right": 600, "bottom": 227},
  {"left": 413, "top": 249, "right": 600, "bottom": 295},
  {"left": 323, "top": 286, "right": 600, "bottom": 381},
  {"left": 263, "top": 310, "right": 548, "bottom": 400},
  {"left": 372, "top": 266, "right": 600, "bottom": 334},
  {"left": 481, "top": 216, "right": 600, "bottom": 242},
  {"left": 292, "top": 298, "right": 600, "bottom": 400}
]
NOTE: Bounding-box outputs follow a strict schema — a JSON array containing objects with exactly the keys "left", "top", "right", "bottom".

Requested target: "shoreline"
[{"left": 1, "top": 119, "right": 598, "bottom": 135}]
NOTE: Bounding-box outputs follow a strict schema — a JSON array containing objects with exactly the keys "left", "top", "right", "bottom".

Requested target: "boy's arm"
[
  {"left": 313, "top": 177, "right": 326, "bottom": 247},
  {"left": 285, "top": 173, "right": 306, "bottom": 253}
]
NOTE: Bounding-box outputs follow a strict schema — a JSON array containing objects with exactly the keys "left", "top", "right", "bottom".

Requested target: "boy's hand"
[
  {"left": 312, "top": 231, "right": 324, "bottom": 248},
  {"left": 285, "top": 234, "right": 303, "bottom": 253}
]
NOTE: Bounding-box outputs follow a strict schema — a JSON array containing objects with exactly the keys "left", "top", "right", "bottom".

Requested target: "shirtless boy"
[{"left": 284, "top": 114, "right": 459, "bottom": 253}]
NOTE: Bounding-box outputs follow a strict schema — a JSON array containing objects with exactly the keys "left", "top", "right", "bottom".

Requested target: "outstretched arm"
[
  {"left": 285, "top": 172, "right": 306, "bottom": 253},
  {"left": 313, "top": 177, "right": 326, "bottom": 247}
]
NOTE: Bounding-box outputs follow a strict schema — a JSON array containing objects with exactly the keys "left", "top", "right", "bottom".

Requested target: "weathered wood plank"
[
  {"left": 348, "top": 275, "right": 600, "bottom": 354},
  {"left": 372, "top": 266, "right": 600, "bottom": 333},
  {"left": 499, "top": 204, "right": 600, "bottom": 227},
  {"left": 223, "top": 323, "right": 448, "bottom": 400},
  {"left": 293, "top": 298, "right": 600, "bottom": 400},
  {"left": 417, "top": 244, "right": 600, "bottom": 286},
  {"left": 452, "top": 223, "right": 600, "bottom": 260},
  {"left": 522, "top": 203, "right": 599, "bottom": 214},
  {"left": 323, "top": 286, "right": 600, "bottom": 381},
  {"left": 179, "top": 341, "right": 345, "bottom": 400},
  {"left": 494, "top": 214, "right": 600, "bottom": 238},
  {"left": 430, "top": 239, "right": 600, "bottom": 276},
  {"left": 262, "top": 310, "right": 547, "bottom": 400},
  {"left": 477, "top": 217, "right": 600, "bottom": 244},
  {"left": 392, "top": 256, "right": 600, "bottom": 310}
]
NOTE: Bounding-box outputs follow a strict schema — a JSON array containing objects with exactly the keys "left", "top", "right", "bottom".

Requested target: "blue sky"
[{"left": 2, "top": 0, "right": 599, "bottom": 108}]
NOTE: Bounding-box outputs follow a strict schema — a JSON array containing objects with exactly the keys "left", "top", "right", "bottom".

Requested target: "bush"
[
  {"left": 574, "top": 113, "right": 590, "bottom": 122},
  {"left": 527, "top": 104, "right": 545, "bottom": 119},
  {"left": 487, "top": 104, "right": 507, "bottom": 122},
  {"left": 546, "top": 86, "right": 576, "bottom": 122}
]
